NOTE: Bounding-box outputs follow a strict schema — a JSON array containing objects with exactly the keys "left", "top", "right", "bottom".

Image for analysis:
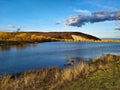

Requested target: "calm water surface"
[{"left": 0, "top": 42, "right": 120, "bottom": 74}]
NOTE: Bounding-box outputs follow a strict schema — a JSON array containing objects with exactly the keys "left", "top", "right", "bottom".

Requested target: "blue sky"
[{"left": 0, "top": 0, "right": 120, "bottom": 38}]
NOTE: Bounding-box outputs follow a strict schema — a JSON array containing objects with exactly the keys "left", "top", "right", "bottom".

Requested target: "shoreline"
[
  {"left": 0, "top": 40, "right": 58, "bottom": 46},
  {"left": 0, "top": 32, "right": 120, "bottom": 46},
  {"left": 0, "top": 53, "right": 118, "bottom": 76},
  {"left": 0, "top": 39, "right": 120, "bottom": 46},
  {"left": 0, "top": 54, "right": 120, "bottom": 90}
]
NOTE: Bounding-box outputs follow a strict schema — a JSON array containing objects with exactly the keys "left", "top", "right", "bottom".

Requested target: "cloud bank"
[{"left": 66, "top": 11, "right": 120, "bottom": 27}]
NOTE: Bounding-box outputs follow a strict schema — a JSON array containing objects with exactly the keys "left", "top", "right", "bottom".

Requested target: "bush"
[
  {"left": 0, "top": 32, "right": 12, "bottom": 41},
  {"left": 0, "top": 32, "right": 57, "bottom": 42},
  {"left": 31, "top": 34, "right": 56, "bottom": 42},
  {"left": 15, "top": 33, "right": 30, "bottom": 41}
]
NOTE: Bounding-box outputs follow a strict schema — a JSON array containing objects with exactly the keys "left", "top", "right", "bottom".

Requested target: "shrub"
[
  {"left": 15, "top": 33, "right": 29, "bottom": 41},
  {"left": 0, "top": 32, "right": 12, "bottom": 41}
]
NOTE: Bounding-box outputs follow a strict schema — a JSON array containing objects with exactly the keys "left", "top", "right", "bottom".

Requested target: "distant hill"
[
  {"left": 25, "top": 32, "right": 101, "bottom": 40},
  {"left": 0, "top": 32, "right": 102, "bottom": 45}
]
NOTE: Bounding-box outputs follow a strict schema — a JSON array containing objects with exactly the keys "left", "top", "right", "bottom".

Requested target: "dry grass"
[
  {"left": 64, "top": 38, "right": 120, "bottom": 43},
  {"left": 70, "top": 40, "right": 120, "bottom": 43},
  {"left": 0, "top": 54, "right": 120, "bottom": 90}
]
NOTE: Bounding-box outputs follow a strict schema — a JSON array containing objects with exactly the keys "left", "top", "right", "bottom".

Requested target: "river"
[{"left": 0, "top": 42, "right": 120, "bottom": 74}]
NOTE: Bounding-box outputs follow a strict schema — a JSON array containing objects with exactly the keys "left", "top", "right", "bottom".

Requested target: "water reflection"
[
  {"left": 0, "top": 45, "right": 11, "bottom": 52},
  {"left": 0, "top": 44, "right": 36, "bottom": 52},
  {"left": 15, "top": 44, "right": 30, "bottom": 50}
]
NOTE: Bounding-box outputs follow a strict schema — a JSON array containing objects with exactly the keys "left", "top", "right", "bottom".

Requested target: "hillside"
[
  {"left": 0, "top": 32, "right": 101, "bottom": 45},
  {"left": 22, "top": 32, "right": 101, "bottom": 40}
]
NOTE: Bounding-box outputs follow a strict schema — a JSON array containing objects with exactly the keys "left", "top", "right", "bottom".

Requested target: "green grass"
[
  {"left": 56, "top": 59, "right": 120, "bottom": 90},
  {"left": 0, "top": 54, "right": 120, "bottom": 90}
]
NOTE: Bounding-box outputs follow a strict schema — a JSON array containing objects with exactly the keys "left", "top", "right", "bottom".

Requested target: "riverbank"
[
  {"left": 0, "top": 32, "right": 58, "bottom": 45},
  {"left": 0, "top": 54, "right": 120, "bottom": 90},
  {"left": 63, "top": 39, "right": 120, "bottom": 43},
  {"left": 1, "top": 39, "right": 120, "bottom": 46},
  {"left": 0, "top": 40, "right": 58, "bottom": 46},
  {"left": 0, "top": 32, "right": 120, "bottom": 46}
]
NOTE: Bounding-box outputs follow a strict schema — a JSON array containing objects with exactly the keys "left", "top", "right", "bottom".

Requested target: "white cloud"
[
  {"left": 74, "top": 9, "right": 91, "bottom": 15},
  {"left": 55, "top": 21, "right": 61, "bottom": 25},
  {"left": 8, "top": 25, "right": 16, "bottom": 28},
  {"left": 66, "top": 10, "right": 120, "bottom": 27},
  {"left": 8, "top": 25, "right": 22, "bottom": 28}
]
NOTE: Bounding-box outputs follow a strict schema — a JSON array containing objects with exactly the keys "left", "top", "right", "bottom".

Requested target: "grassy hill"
[
  {"left": 26, "top": 32, "right": 101, "bottom": 40},
  {"left": 0, "top": 32, "right": 101, "bottom": 45}
]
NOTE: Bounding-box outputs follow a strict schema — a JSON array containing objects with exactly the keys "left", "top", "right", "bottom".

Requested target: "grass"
[
  {"left": 0, "top": 54, "right": 120, "bottom": 90},
  {"left": 63, "top": 39, "right": 120, "bottom": 43},
  {"left": 56, "top": 54, "right": 120, "bottom": 90}
]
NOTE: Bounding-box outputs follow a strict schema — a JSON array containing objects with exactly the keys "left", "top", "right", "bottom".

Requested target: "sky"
[{"left": 0, "top": 0, "right": 120, "bottom": 38}]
